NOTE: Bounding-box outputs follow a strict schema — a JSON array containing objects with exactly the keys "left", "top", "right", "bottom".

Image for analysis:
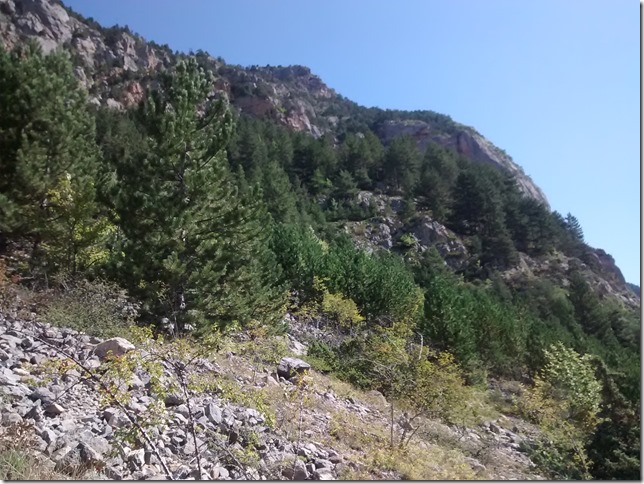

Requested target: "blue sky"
[{"left": 64, "top": 0, "right": 641, "bottom": 284}]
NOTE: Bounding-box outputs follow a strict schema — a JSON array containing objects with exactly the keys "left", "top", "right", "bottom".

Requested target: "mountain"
[
  {"left": 0, "top": 0, "right": 548, "bottom": 207},
  {"left": 0, "top": 1, "right": 640, "bottom": 481},
  {"left": 0, "top": 0, "right": 637, "bottom": 307},
  {"left": 0, "top": 0, "right": 636, "bottom": 309},
  {"left": 626, "top": 282, "right": 640, "bottom": 297}
]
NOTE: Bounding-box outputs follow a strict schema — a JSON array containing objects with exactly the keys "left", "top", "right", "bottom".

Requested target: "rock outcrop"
[
  {"left": 504, "top": 251, "right": 639, "bottom": 309},
  {"left": 348, "top": 192, "right": 469, "bottom": 269}
]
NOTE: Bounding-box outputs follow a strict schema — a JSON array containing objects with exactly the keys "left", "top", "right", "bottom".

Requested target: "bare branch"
[{"left": 15, "top": 329, "right": 175, "bottom": 480}]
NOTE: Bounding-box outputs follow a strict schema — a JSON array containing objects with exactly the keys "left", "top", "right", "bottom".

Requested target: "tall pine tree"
[
  {"left": 0, "top": 42, "right": 105, "bottom": 276},
  {"left": 113, "top": 58, "right": 283, "bottom": 331}
]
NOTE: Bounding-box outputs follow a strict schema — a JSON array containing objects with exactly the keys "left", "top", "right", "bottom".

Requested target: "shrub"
[
  {"left": 516, "top": 342, "right": 603, "bottom": 479},
  {"left": 320, "top": 285, "right": 364, "bottom": 334},
  {"left": 398, "top": 233, "right": 417, "bottom": 249},
  {"left": 42, "top": 278, "right": 138, "bottom": 338},
  {"left": 306, "top": 341, "right": 338, "bottom": 373}
]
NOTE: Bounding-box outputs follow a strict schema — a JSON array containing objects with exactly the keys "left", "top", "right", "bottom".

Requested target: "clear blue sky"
[{"left": 64, "top": 0, "right": 641, "bottom": 285}]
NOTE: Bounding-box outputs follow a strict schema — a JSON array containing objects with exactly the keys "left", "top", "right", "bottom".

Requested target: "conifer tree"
[
  {"left": 249, "top": 159, "right": 298, "bottom": 224},
  {"left": 334, "top": 169, "right": 358, "bottom": 199},
  {"left": 565, "top": 213, "right": 585, "bottom": 243},
  {"left": 568, "top": 272, "right": 610, "bottom": 339},
  {"left": 383, "top": 135, "right": 420, "bottom": 194},
  {"left": 113, "top": 58, "right": 283, "bottom": 331},
  {"left": 416, "top": 142, "right": 459, "bottom": 219},
  {"left": 0, "top": 43, "right": 103, "bottom": 275}
]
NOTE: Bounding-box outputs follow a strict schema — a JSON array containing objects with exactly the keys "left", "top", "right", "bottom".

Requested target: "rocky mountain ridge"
[
  {"left": 0, "top": 0, "right": 635, "bottom": 307},
  {"left": 0, "top": 0, "right": 637, "bottom": 305},
  {"left": 0, "top": 0, "right": 548, "bottom": 207}
]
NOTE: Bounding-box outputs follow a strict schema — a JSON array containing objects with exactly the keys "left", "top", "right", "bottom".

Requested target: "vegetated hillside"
[
  {"left": 0, "top": 0, "right": 640, "bottom": 481},
  {"left": 0, "top": 0, "right": 548, "bottom": 207},
  {"left": 0, "top": 291, "right": 547, "bottom": 481}
]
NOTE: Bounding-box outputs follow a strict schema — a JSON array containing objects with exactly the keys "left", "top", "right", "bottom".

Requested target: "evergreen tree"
[
  {"left": 249, "top": 159, "right": 298, "bottom": 224},
  {"left": 480, "top": 224, "right": 518, "bottom": 272},
  {"left": 567, "top": 272, "right": 611, "bottom": 340},
  {"left": 334, "top": 169, "right": 358, "bottom": 199},
  {"left": 588, "top": 359, "right": 641, "bottom": 480},
  {"left": 339, "top": 132, "right": 383, "bottom": 189},
  {"left": 416, "top": 142, "right": 459, "bottom": 219},
  {"left": 266, "top": 125, "right": 294, "bottom": 171},
  {"left": 565, "top": 213, "right": 585, "bottom": 243},
  {"left": 0, "top": 43, "right": 104, "bottom": 275},
  {"left": 113, "top": 58, "right": 283, "bottom": 331},
  {"left": 449, "top": 170, "right": 498, "bottom": 235},
  {"left": 507, "top": 198, "right": 556, "bottom": 256},
  {"left": 383, "top": 135, "right": 421, "bottom": 194}
]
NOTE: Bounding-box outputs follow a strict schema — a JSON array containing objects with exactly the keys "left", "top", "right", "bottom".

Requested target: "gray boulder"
[
  {"left": 314, "top": 467, "right": 336, "bottom": 480},
  {"left": 93, "top": 337, "right": 135, "bottom": 360},
  {"left": 282, "top": 458, "right": 308, "bottom": 480},
  {"left": 204, "top": 402, "right": 222, "bottom": 425},
  {"left": 277, "top": 357, "right": 311, "bottom": 380},
  {"left": 2, "top": 412, "right": 23, "bottom": 425}
]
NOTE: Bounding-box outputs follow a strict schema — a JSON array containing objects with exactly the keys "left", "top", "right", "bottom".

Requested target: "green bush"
[
  {"left": 398, "top": 233, "right": 417, "bottom": 249},
  {"left": 517, "top": 343, "right": 603, "bottom": 479},
  {"left": 306, "top": 341, "right": 338, "bottom": 373}
]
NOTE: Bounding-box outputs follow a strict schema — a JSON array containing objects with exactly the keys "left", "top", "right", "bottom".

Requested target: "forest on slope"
[{"left": 0, "top": 2, "right": 640, "bottom": 479}]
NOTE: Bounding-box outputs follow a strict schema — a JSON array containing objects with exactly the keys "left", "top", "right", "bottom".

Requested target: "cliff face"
[{"left": 1, "top": 0, "right": 548, "bottom": 207}]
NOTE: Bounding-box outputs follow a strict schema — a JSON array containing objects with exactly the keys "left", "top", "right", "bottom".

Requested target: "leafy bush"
[
  {"left": 302, "top": 276, "right": 365, "bottom": 334},
  {"left": 398, "top": 233, "right": 417, "bottom": 249},
  {"left": 517, "top": 343, "right": 603, "bottom": 479},
  {"left": 306, "top": 341, "right": 338, "bottom": 373}
]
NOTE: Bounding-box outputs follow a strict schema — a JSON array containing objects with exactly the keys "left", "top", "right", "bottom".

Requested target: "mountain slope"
[
  {"left": 0, "top": 0, "right": 636, "bottom": 308},
  {"left": 0, "top": 2, "right": 640, "bottom": 480},
  {"left": 0, "top": 0, "right": 547, "bottom": 206}
]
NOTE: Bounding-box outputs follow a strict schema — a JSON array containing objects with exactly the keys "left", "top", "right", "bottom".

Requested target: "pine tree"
[
  {"left": 113, "top": 58, "right": 283, "bottom": 331},
  {"left": 334, "top": 169, "right": 358, "bottom": 199},
  {"left": 249, "top": 159, "right": 298, "bottom": 224},
  {"left": 507, "top": 198, "right": 557, "bottom": 256},
  {"left": 0, "top": 42, "right": 104, "bottom": 275},
  {"left": 449, "top": 169, "right": 504, "bottom": 236},
  {"left": 416, "top": 142, "right": 459, "bottom": 219},
  {"left": 565, "top": 213, "right": 585, "bottom": 242},
  {"left": 567, "top": 272, "right": 611, "bottom": 339},
  {"left": 383, "top": 135, "right": 420, "bottom": 194}
]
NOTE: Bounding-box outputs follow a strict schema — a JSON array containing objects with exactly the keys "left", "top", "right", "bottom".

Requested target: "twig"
[
  {"left": 15, "top": 329, "right": 175, "bottom": 480},
  {"left": 206, "top": 432, "right": 251, "bottom": 480},
  {"left": 175, "top": 360, "right": 203, "bottom": 479},
  {"left": 51, "top": 374, "right": 95, "bottom": 404}
]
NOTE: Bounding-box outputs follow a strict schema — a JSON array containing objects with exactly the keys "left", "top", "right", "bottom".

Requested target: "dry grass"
[
  {"left": 0, "top": 448, "right": 72, "bottom": 481},
  {"left": 0, "top": 422, "right": 102, "bottom": 480},
  {"left": 208, "top": 337, "right": 499, "bottom": 480}
]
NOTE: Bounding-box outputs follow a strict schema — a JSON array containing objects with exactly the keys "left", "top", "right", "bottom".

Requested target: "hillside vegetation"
[{"left": 0, "top": 5, "right": 640, "bottom": 480}]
